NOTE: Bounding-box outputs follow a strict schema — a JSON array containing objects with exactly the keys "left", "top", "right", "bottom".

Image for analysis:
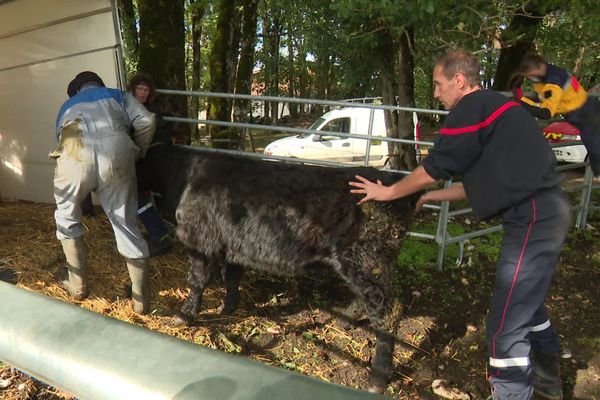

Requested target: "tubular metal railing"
[
  {"left": 2, "top": 91, "right": 597, "bottom": 399},
  {"left": 0, "top": 282, "right": 385, "bottom": 400},
  {"left": 158, "top": 90, "right": 598, "bottom": 270}
]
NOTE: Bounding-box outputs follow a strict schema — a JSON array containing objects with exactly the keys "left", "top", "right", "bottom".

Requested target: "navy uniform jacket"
[{"left": 422, "top": 90, "right": 561, "bottom": 219}]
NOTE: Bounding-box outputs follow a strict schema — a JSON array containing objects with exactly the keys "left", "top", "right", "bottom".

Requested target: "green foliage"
[
  {"left": 184, "top": 0, "right": 216, "bottom": 92},
  {"left": 469, "top": 227, "right": 503, "bottom": 262},
  {"left": 535, "top": 1, "right": 600, "bottom": 87},
  {"left": 396, "top": 238, "right": 438, "bottom": 268},
  {"left": 395, "top": 219, "right": 465, "bottom": 275},
  {"left": 395, "top": 218, "right": 505, "bottom": 292},
  {"left": 574, "top": 334, "right": 600, "bottom": 351},
  {"left": 123, "top": 0, "right": 600, "bottom": 124}
]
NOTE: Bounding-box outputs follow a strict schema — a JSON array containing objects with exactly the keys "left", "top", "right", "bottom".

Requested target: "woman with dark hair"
[
  {"left": 512, "top": 54, "right": 600, "bottom": 175},
  {"left": 128, "top": 72, "right": 174, "bottom": 257}
]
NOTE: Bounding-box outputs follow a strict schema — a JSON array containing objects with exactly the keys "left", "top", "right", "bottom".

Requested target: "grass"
[{"left": 395, "top": 215, "right": 505, "bottom": 306}]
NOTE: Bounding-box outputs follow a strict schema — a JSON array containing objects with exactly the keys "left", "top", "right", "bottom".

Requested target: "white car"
[{"left": 263, "top": 107, "right": 419, "bottom": 167}]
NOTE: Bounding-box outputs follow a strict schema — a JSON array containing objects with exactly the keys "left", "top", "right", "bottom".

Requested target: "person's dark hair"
[
  {"left": 67, "top": 71, "right": 105, "bottom": 98},
  {"left": 127, "top": 72, "right": 156, "bottom": 103},
  {"left": 516, "top": 54, "right": 547, "bottom": 74},
  {"left": 435, "top": 50, "right": 480, "bottom": 87},
  {"left": 508, "top": 54, "right": 548, "bottom": 87}
]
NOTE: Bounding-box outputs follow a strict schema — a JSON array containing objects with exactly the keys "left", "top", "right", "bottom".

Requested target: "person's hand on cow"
[
  {"left": 350, "top": 166, "right": 440, "bottom": 206},
  {"left": 349, "top": 175, "right": 392, "bottom": 205}
]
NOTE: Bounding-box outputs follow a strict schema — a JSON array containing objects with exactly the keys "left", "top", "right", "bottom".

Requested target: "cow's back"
[{"left": 174, "top": 150, "right": 417, "bottom": 274}]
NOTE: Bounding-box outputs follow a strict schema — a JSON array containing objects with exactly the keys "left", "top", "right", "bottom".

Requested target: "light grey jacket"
[{"left": 54, "top": 86, "right": 155, "bottom": 158}]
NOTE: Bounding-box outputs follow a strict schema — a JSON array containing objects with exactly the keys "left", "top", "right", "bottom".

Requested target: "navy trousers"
[
  {"left": 487, "top": 188, "right": 571, "bottom": 400},
  {"left": 138, "top": 191, "right": 167, "bottom": 242},
  {"left": 568, "top": 96, "right": 600, "bottom": 175}
]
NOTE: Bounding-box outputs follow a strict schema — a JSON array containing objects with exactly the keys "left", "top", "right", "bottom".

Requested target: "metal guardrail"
[
  {"left": 0, "top": 282, "right": 385, "bottom": 400},
  {"left": 4, "top": 91, "right": 596, "bottom": 398},
  {"left": 166, "top": 115, "right": 435, "bottom": 148},
  {"left": 157, "top": 88, "right": 449, "bottom": 116},
  {"left": 158, "top": 90, "right": 598, "bottom": 270}
]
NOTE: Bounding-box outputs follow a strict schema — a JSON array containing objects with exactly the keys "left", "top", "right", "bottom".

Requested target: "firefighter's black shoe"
[{"left": 531, "top": 350, "right": 563, "bottom": 400}]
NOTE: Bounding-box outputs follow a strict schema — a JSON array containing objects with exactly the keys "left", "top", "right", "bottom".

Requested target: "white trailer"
[{"left": 0, "top": 0, "right": 124, "bottom": 202}]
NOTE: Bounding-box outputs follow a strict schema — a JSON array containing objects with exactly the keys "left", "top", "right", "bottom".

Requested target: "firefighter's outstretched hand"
[{"left": 349, "top": 175, "right": 388, "bottom": 205}]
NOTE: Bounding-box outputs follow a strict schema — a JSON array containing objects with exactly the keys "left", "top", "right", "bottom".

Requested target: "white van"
[{"left": 263, "top": 107, "right": 420, "bottom": 167}]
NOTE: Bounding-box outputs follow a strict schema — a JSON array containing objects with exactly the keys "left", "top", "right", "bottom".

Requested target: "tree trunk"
[
  {"left": 265, "top": 10, "right": 281, "bottom": 123},
  {"left": 573, "top": 46, "right": 586, "bottom": 77},
  {"left": 227, "top": 5, "right": 242, "bottom": 96},
  {"left": 233, "top": 0, "right": 259, "bottom": 123},
  {"left": 138, "top": 0, "right": 187, "bottom": 142},
  {"left": 233, "top": 0, "right": 259, "bottom": 150},
  {"left": 395, "top": 28, "right": 417, "bottom": 170},
  {"left": 117, "top": 0, "right": 139, "bottom": 76},
  {"left": 261, "top": 15, "right": 271, "bottom": 120},
  {"left": 492, "top": 5, "right": 544, "bottom": 90},
  {"left": 208, "top": 0, "right": 238, "bottom": 149},
  {"left": 297, "top": 36, "right": 309, "bottom": 116},
  {"left": 286, "top": 20, "right": 298, "bottom": 118},
  {"left": 425, "top": 62, "right": 435, "bottom": 112},
  {"left": 379, "top": 28, "right": 417, "bottom": 171},
  {"left": 381, "top": 66, "right": 399, "bottom": 167},
  {"left": 314, "top": 53, "right": 330, "bottom": 116},
  {"left": 189, "top": 0, "right": 206, "bottom": 141}
]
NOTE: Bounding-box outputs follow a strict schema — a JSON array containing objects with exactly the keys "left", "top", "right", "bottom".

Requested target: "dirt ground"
[{"left": 0, "top": 194, "right": 598, "bottom": 399}]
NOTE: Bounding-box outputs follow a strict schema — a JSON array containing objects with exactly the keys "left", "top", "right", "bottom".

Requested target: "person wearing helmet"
[
  {"left": 512, "top": 54, "right": 600, "bottom": 176},
  {"left": 51, "top": 71, "right": 156, "bottom": 314}
]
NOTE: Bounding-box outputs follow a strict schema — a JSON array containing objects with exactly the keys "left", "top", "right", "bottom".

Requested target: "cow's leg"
[
  {"left": 331, "top": 253, "right": 395, "bottom": 393},
  {"left": 173, "top": 249, "right": 215, "bottom": 325},
  {"left": 218, "top": 263, "right": 244, "bottom": 315}
]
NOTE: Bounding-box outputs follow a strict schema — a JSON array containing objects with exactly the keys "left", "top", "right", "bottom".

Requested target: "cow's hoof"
[
  {"left": 367, "top": 376, "right": 387, "bottom": 394},
  {"left": 217, "top": 303, "right": 233, "bottom": 315},
  {"left": 0, "top": 267, "right": 18, "bottom": 285},
  {"left": 171, "top": 314, "right": 192, "bottom": 327},
  {"left": 367, "top": 384, "right": 385, "bottom": 394},
  {"left": 217, "top": 301, "right": 238, "bottom": 315}
]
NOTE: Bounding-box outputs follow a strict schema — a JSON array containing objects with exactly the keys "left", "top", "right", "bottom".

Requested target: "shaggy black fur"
[{"left": 149, "top": 144, "right": 420, "bottom": 392}]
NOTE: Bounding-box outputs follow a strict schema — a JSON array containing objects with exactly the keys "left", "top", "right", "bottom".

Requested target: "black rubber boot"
[{"left": 531, "top": 350, "right": 563, "bottom": 400}]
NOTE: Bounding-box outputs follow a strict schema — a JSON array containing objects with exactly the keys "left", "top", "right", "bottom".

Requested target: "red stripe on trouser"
[{"left": 489, "top": 198, "right": 537, "bottom": 378}]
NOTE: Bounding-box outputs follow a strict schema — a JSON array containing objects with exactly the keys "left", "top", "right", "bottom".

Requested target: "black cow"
[{"left": 148, "top": 144, "right": 420, "bottom": 392}]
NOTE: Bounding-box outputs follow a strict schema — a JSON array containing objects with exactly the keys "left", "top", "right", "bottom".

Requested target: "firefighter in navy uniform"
[
  {"left": 350, "top": 51, "right": 569, "bottom": 400},
  {"left": 512, "top": 54, "right": 600, "bottom": 175}
]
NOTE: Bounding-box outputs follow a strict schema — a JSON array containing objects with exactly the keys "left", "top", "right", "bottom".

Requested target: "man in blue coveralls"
[{"left": 51, "top": 71, "right": 156, "bottom": 314}]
